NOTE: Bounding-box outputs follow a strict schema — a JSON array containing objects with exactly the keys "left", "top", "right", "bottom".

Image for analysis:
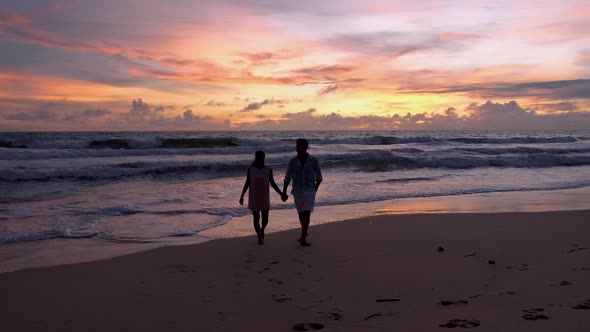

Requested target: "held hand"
[{"left": 239, "top": 196, "right": 244, "bottom": 205}]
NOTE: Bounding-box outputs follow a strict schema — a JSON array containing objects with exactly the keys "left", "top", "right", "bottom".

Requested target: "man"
[{"left": 282, "top": 138, "right": 322, "bottom": 246}]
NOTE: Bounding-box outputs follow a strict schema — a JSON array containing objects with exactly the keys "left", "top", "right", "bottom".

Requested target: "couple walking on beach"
[{"left": 239, "top": 139, "right": 322, "bottom": 246}]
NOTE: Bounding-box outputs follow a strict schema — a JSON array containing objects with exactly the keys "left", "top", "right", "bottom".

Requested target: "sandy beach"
[{"left": 1, "top": 210, "right": 589, "bottom": 331}]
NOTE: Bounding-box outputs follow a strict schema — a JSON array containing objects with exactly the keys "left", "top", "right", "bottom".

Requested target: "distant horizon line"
[{"left": 2, "top": 129, "right": 589, "bottom": 133}]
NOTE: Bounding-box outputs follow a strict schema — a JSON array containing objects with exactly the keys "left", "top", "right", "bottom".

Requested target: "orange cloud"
[{"left": 0, "top": 15, "right": 32, "bottom": 25}]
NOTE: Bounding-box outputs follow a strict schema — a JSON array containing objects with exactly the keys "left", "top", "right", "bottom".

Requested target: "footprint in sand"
[
  {"left": 572, "top": 299, "right": 590, "bottom": 310},
  {"left": 291, "top": 323, "right": 324, "bottom": 331},
  {"left": 518, "top": 264, "right": 529, "bottom": 271},
  {"left": 522, "top": 308, "right": 549, "bottom": 320},
  {"left": 568, "top": 247, "right": 588, "bottom": 254},
  {"left": 267, "top": 278, "right": 284, "bottom": 285},
  {"left": 498, "top": 290, "right": 518, "bottom": 296},
  {"left": 318, "top": 310, "right": 343, "bottom": 321},
  {"left": 273, "top": 294, "right": 293, "bottom": 303},
  {"left": 439, "top": 319, "right": 480, "bottom": 328},
  {"left": 376, "top": 298, "right": 401, "bottom": 303},
  {"left": 167, "top": 264, "right": 197, "bottom": 273},
  {"left": 327, "top": 312, "right": 342, "bottom": 320},
  {"left": 363, "top": 312, "right": 396, "bottom": 321},
  {"left": 440, "top": 300, "right": 469, "bottom": 306},
  {"left": 364, "top": 313, "right": 383, "bottom": 321},
  {"left": 572, "top": 267, "right": 590, "bottom": 271},
  {"left": 505, "top": 264, "right": 528, "bottom": 271}
]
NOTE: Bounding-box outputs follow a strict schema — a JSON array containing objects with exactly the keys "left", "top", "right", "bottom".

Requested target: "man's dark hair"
[{"left": 296, "top": 138, "right": 309, "bottom": 149}]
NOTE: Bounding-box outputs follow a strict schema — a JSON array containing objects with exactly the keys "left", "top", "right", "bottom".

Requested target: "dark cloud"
[
  {"left": 0, "top": 39, "right": 141, "bottom": 87},
  {"left": 294, "top": 65, "right": 354, "bottom": 76},
  {"left": 282, "top": 108, "right": 316, "bottom": 119},
  {"left": 115, "top": 99, "right": 231, "bottom": 130},
  {"left": 62, "top": 108, "right": 113, "bottom": 121},
  {"left": 237, "top": 107, "right": 397, "bottom": 130},
  {"left": 0, "top": 17, "right": 214, "bottom": 89},
  {"left": 317, "top": 84, "right": 338, "bottom": 95},
  {"left": 490, "top": 79, "right": 590, "bottom": 99},
  {"left": 409, "top": 79, "right": 590, "bottom": 100},
  {"left": 330, "top": 32, "right": 420, "bottom": 56},
  {"left": 204, "top": 99, "right": 226, "bottom": 107},
  {"left": 121, "top": 99, "right": 165, "bottom": 122},
  {"left": 220, "top": 0, "right": 368, "bottom": 16},
  {"left": 174, "top": 109, "right": 200, "bottom": 123},
  {"left": 504, "top": 80, "right": 589, "bottom": 93},
  {"left": 239, "top": 98, "right": 286, "bottom": 112},
  {"left": 235, "top": 101, "right": 590, "bottom": 130},
  {"left": 286, "top": 64, "right": 362, "bottom": 87},
  {"left": 530, "top": 101, "right": 578, "bottom": 113},
  {"left": 81, "top": 108, "right": 113, "bottom": 117},
  {"left": 297, "top": 78, "right": 363, "bottom": 86},
  {"left": 2, "top": 101, "right": 113, "bottom": 122},
  {"left": 3, "top": 97, "right": 589, "bottom": 131},
  {"left": 326, "top": 31, "right": 456, "bottom": 58},
  {"left": 4, "top": 108, "right": 59, "bottom": 121}
]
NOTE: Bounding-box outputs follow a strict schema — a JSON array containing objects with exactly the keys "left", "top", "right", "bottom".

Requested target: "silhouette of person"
[
  {"left": 240, "top": 150, "right": 288, "bottom": 244},
  {"left": 282, "top": 139, "right": 322, "bottom": 246}
]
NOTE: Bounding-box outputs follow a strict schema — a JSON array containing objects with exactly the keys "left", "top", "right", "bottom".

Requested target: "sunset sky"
[{"left": 0, "top": 0, "right": 589, "bottom": 130}]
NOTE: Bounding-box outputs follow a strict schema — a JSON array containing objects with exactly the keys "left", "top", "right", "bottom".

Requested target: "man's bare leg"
[{"left": 298, "top": 211, "right": 311, "bottom": 246}]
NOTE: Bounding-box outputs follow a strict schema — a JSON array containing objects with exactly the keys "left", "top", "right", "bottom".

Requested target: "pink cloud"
[
  {"left": 51, "top": 2, "right": 80, "bottom": 12},
  {"left": 0, "top": 15, "right": 32, "bottom": 25},
  {"left": 438, "top": 33, "right": 476, "bottom": 40}
]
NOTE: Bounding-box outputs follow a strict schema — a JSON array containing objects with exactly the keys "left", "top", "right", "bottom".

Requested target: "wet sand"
[{"left": 1, "top": 210, "right": 589, "bottom": 331}]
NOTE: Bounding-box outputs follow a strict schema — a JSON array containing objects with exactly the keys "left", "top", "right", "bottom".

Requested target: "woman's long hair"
[{"left": 251, "top": 150, "right": 265, "bottom": 168}]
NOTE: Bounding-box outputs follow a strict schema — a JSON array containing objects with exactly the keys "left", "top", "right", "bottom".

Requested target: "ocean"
[{"left": 1, "top": 130, "right": 590, "bottom": 267}]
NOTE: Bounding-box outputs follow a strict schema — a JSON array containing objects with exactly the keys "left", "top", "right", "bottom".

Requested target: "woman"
[{"left": 239, "top": 150, "right": 286, "bottom": 244}]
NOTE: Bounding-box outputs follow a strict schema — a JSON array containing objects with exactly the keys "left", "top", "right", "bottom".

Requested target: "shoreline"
[
  {"left": 1, "top": 186, "right": 590, "bottom": 274},
  {"left": 1, "top": 209, "right": 589, "bottom": 331}
]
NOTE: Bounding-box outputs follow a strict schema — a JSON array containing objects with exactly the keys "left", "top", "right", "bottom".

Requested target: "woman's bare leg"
[
  {"left": 261, "top": 210, "right": 269, "bottom": 239},
  {"left": 252, "top": 210, "right": 263, "bottom": 244}
]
